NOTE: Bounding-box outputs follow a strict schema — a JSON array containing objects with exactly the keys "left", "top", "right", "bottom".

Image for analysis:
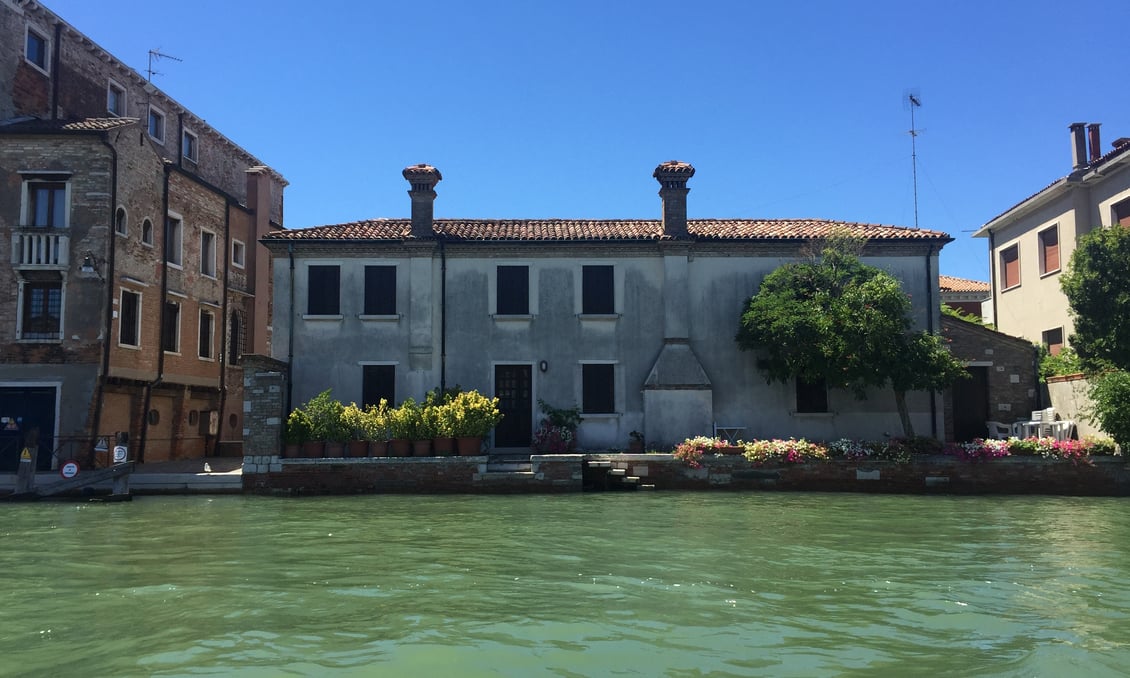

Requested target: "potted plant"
[
  {"left": 386, "top": 398, "right": 418, "bottom": 457},
  {"left": 283, "top": 408, "right": 312, "bottom": 458},
  {"left": 341, "top": 403, "right": 370, "bottom": 457},
  {"left": 628, "top": 430, "right": 645, "bottom": 454},
  {"left": 364, "top": 400, "right": 390, "bottom": 456},
  {"left": 452, "top": 390, "right": 502, "bottom": 455},
  {"left": 411, "top": 399, "right": 436, "bottom": 457},
  {"left": 426, "top": 389, "right": 458, "bottom": 456},
  {"left": 531, "top": 400, "right": 581, "bottom": 454},
  {"left": 305, "top": 389, "right": 347, "bottom": 457}
]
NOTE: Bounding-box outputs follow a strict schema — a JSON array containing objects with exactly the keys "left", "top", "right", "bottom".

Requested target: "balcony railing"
[{"left": 11, "top": 230, "right": 70, "bottom": 268}]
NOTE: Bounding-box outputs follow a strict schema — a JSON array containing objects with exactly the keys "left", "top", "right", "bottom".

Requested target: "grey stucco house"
[{"left": 262, "top": 161, "right": 952, "bottom": 451}]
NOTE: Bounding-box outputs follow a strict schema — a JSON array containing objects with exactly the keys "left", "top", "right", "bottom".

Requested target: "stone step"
[
  {"left": 640, "top": 484, "right": 656, "bottom": 490},
  {"left": 485, "top": 463, "right": 532, "bottom": 473},
  {"left": 479, "top": 471, "right": 535, "bottom": 480},
  {"left": 608, "top": 468, "right": 626, "bottom": 477},
  {"left": 623, "top": 476, "right": 640, "bottom": 484},
  {"left": 586, "top": 460, "right": 612, "bottom": 468}
]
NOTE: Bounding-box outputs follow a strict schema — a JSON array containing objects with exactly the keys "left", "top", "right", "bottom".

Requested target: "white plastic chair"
[{"left": 985, "top": 421, "right": 1012, "bottom": 440}]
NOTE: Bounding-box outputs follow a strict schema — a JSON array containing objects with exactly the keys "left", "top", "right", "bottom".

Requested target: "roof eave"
[{"left": 973, "top": 178, "right": 1070, "bottom": 238}]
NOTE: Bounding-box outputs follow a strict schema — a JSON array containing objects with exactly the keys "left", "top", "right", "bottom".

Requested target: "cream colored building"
[{"left": 975, "top": 123, "right": 1130, "bottom": 352}]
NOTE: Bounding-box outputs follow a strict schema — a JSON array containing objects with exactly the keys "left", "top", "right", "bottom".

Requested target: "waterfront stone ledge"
[{"left": 241, "top": 453, "right": 1130, "bottom": 496}]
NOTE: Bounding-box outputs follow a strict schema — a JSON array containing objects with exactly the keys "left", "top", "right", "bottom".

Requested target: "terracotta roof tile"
[
  {"left": 0, "top": 116, "right": 139, "bottom": 132},
  {"left": 264, "top": 218, "right": 950, "bottom": 243},
  {"left": 939, "top": 274, "right": 990, "bottom": 293}
]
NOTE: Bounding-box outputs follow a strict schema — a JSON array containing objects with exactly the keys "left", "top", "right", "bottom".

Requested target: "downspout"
[
  {"left": 440, "top": 235, "right": 447, "bottom": 391},
  {"left": 50, "top": 22, "right": 61, "bottom": 119},
  {"left": 139, "top": 164, "right": 172, "bottom": 463},
  {"left": 214, "top": 203, "right": 232, "bottom": 458},
  {"left": 286, "top": 242, "right": 295, "bottom": 415},
  {"left": 988, "top": 230, "right": 998, "bottom": 326},
  {"left": 176, "top": 113, "right": 184, "bottom": 170},
  {"left": 926, "top": 245, "right": 937, "bottom": 438},
  {"left": 89, "top": 132, "right": 119, "bottom": 467}
]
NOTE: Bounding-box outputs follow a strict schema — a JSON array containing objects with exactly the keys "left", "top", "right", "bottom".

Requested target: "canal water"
[{"left": 2, "top": 493, "right": 1129, "bottom": 677}]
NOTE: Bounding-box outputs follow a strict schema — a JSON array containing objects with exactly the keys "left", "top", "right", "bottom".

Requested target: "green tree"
[
  {"left": 1060, "top": 226, "right": 1130, "bottom": 372},
  {"left": 735, "top": 237, "right": 966, "bottom": 437}
]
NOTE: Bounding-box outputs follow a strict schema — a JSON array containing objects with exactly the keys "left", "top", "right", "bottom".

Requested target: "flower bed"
[{"left": 946, "top": 436, "right": 1119, "bottom": 466}]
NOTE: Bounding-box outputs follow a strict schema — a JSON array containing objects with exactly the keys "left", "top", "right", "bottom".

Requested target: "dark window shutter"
[
  {"left": 582, "top": 364, "right": 615, "bottom": 413},
  {"left": 364, "top": 266, "right": 397, "bottom": 315},
  {"left": 307, "top": 265, "right": 340, "bottom": 315},
  {"left": 582, "top": 265, "right": 614, "bottom": 314},
  {"left": 497, "top": 266, "right": 529, "bottom": 315},
  {"left": 796, "top": 377, "right": 829, "bottom": 413},
  {"left": 362, "top": 365, "right": 396, "bottom": 408}
]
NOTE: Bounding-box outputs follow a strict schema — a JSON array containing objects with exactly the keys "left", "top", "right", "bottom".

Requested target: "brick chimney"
[
  {"left": 402, "top": 163, "right": 442, "bottom": 238},
  {"left": 653, "top": 160, "right": 695, "bottom": 238},
  {"left": 1070, "top": 122, "right": 1088, "bottom": 170},
  {"left": 1087, "top": 123, "right": 1102, "bottom": 163}
]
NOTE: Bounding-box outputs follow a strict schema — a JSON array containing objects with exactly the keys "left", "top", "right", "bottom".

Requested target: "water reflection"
[{"left": 2, "top": 493, "right": 1128, "bottom": 676}]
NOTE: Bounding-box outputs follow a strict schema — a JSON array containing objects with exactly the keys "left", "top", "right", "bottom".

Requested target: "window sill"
[
  {"left": 1000, "top": 283, "right": 1021, "bottom": 292},
  {"left": 581, "top": 412, "right": 621, "bottom": 420},
  {"left": 359, "top": 314, "right": 401, "bottom": 322},
  {"left": 578, "top": 313, "right": 620, "bottom": 321},
  {"left": 1039, "top": 269, "right": 1060, "bottom": 279},
  {"left": 163, "top": 350, "right": 182, "bottom": 356},
  {"left": 790, "top": 411, "right": 835, "bottom": 418},
  {"left": 17, "top": 337, "right": 61, "bottom": 344},
  {"left": 492, "top": 314, "right": 535, "bottom": 321},
  {"left": 303, "top": 314, "right": 344, "bottom": 321},
  {"left": 118, "top": 343, "right": 141, "bottom": 350},
  {"left": 166, "top": 262, "right": 183, "bottom": 270}
]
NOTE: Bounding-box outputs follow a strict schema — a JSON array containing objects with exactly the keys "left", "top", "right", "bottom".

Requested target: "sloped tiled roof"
[
  {"left": 939, "top": 274, "right": 990, "bottom": 293},
  {"left": 0, "top": 116, "right": 139, "bottom": 132},
  {"left": 264, "top": 218, "right": 950, "bottom": 243}
]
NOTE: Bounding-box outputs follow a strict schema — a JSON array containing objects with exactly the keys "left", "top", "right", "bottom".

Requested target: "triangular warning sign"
[{"left": 20, "top": 448, "right": 31, "bottom": 461}]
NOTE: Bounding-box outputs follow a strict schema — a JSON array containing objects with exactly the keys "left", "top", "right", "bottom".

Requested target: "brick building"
[{"left": 0, "top": 0, "right": 285, "bottom": 468}]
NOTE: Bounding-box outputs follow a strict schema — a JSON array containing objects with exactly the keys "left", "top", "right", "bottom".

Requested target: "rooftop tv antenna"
[
  {"left": 904, "top": 89, "right": 923, "bottom": 229},
  {"left": 146, "top": 48, "right": 182, "bottom": 82}
]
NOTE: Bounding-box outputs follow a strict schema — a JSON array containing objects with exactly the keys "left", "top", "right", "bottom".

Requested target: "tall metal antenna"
[
  {"left": 907, "top": 92, "right": 922, "bottom": 229},
  {"left": 146, "top": 48, "right": 182, "bottom": 82}
]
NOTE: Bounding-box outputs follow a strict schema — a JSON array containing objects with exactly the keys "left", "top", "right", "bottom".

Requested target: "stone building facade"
[
  {"left": 0, "top": 0, "right": 284, "bottom": 468},
  {"left": 265, "top": 162, "right": 953, "bottom": 451}
]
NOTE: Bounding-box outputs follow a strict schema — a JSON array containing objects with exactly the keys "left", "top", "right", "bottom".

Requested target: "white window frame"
[
  {"left": 165, "top": 211, "right": 183, "bottom": 268},
  {"left": 489, "top": 261, "right": 537, "bottom": 318},
  {"left": 20, "top": 175, "right": 71, "bottom": 229},
  {"left": 231, "top": 239, "right": 246, "bottom": 269},
  {"left": 148, "top": 104, "right": 166, "bottom": 143},
  {"left": 118, "top": 287, "right": 142, "bottom": 349},
  {"left": 24, "top": 25, "right": 50, "bottom": 75},
  {"left": 577, "top": 261, "right": 620, "bottom": 318},
  {"left": 200, "top": 229, "right": 217, "bottom": 278},
  {"left": 107, "top": 79, "right": 127, "bottom": 117},
  {"left": 198, "top": 308, "right": 215, "bottom": 361},
  {"left": 182, "top": 128, "right": 198, "bottom": 162},
  {"left": 15, "top": 278, "right": 64, "bottom": 343}
]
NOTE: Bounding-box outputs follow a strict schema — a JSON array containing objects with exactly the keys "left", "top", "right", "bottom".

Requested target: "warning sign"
[
  {"left": 94, "top": 437, "right": 108, "bottom": 452},
  {"left": 60, "top": 461, "right": 79, "bottom": 479},
  {"left": 20, "top": 448, "right": 31, "bottom": 462}
]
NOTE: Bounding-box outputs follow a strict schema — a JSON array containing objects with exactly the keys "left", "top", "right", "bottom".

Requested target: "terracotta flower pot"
[
  {"left": 433, "top": 437, "right": 456, "bottom": 456},
  {"left": 347, "top": 440, "right": 369, "bottom": 458},
  {"left": 389, "top": 439, "right": 411, "bottom": 457},
  {"left": 368, "top": 440, "right": 389, "bottom": 457},
  {"left": 283, "top": 443, "right": 300, "bottom": 459},
  {"left": 324, "top": 441, "right": 345, "bottom": 458},
  {"left": 301, "top": 440, "right": 325, "bottom": 458},
  {"left": 411, "top": 439, "right": 432, "bottom": 457},
  {"left": 457, "top": 436, "right": 483, "bottom": 456}
]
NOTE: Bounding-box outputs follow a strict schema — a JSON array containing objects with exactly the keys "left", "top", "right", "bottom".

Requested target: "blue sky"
[{"left": 44, "top": 0, "right": 1130, "bottom": 282}]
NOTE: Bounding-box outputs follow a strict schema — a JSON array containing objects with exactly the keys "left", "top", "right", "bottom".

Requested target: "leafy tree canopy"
[
  {"left": 1060, "top": 225, "right": 1130, "bottom": 372},
  {"left": 735, "top": 236, "right": 966, "bottom": 436}
]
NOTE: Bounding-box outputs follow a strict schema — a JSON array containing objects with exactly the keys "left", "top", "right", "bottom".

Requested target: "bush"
[
  {"left": 387, "top": 398, "right": 424, "bottom": 440},
  {"left": 531, "top": 400, "right": 582, "bottom": 453},
  {"left": 284, "top": 408, "right": 313, "bottom": 445},
  {"left": 301, "top": 390, "right": 349, "bottom": 443},
  {"left": 1038, "top": 345, "right": 1084, "bottom": 382},
  {"left": 1087, "top": 370, "right": 1130, "bottom": 449},
  {"left": 450, "top": 391, "right": 502, "bottom": 437},
  {"left": 742, "top": 438, "right": 828, "bottom": 465}
]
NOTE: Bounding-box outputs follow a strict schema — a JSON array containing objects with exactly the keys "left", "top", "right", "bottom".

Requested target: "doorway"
[
  {"left": 951, "top": 366, "right": 990, "bottom": 442},
  {"left": 0, "top": 386, "right": 58, "bottom": 472},
  {"left": 494, "top": 364, "right": 532, "bottom": 449}
]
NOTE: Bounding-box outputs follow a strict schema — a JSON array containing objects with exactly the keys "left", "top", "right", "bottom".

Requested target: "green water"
[{"left": 2, "top": 493, "right": 1129, "bottom": 677}]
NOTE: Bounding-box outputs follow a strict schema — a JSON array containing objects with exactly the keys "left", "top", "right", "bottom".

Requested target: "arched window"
[
  {"left": 141, "top": 218, "right": 154, "bottom": 246},
  {"left": 114, "top": 207, "right": 127, "bottom": 236},
  {"left": 228, "top": 310, "right": 244, "bottom": 365}
]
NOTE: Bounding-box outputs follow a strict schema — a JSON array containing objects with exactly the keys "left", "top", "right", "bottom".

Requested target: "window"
[
  {"left": 165, "top": 215, "right": 182, "bottom": 266},
  {"left": 999, "top": 244, "right": 1020, "bottom": 290},
  {"left": 362, "top": 365, "right": 396, "bottom": 408},
  {"left": 795, "top": 376, "right": 829, "bottom": 414},
  {"left": 1038, "top": 226, "right": 1060, "bottom": 275},
  {"left": 162, "top": 301, "right": 180, "bottom": 353},
  {"left": 1043, "top": 328, "right": 1064, "bottom": 356},
  {"left": 198, "top": 310, "right": 214, "bottom": 359},
  {"left": 148, "top": 105, "right": 165, "bottom": 143},
  {"left": 497, "top": 265, "right": 529, "bottom": 315},
  {"left": 364, "top": 265, "right": 397, "bottom": 315},
  {"left": 307, "top": 265, "right": 340, "bottom": 315},
  {"left": 26, "top": 181, "right": 67, "bottom": 228},
  {"left": 119, "top": 289, "right": 141, "bottom": 347},
  {"left": 231, "top": 240, "right": 246, "bottom": 268},
  {"left": 25, "top": 26, "right": 48, "bottom": 72},
  {"left": 142, "top": 219, "right": 154, "bottom": 246},
  {"left": 582, "top": 265, "right": 614, "bottom": 314},
  {"left": 20, "top": 281, "right": 61, "bottom": 340},
  {"left": 182, "top": 129, "right": 198, "bottom": 162},
  {"left": 107, "top": 80, "right": 126, "bottom": 116},
  {"left": 228, "top": 311, "right": 244, "bottom": 365},
  {"left": 114, "top": 207, "right": 128, "bottom": 236},
  {"left": 582, "top": 363, "right": 615, "bottom": 414},
  {"left": 200, "top": 230, "right": 216, "bottom": 278},
  {"left": 1115, "top": 198, "right": 1130, "bottom": 229}
]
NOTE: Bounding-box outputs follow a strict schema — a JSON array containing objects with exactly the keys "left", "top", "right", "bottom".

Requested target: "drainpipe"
[
  {"left": 89, "top": 133, "right": 119, "bottom": 467},
  {"left": 925, "top": 245, "right": 937, "bottom": 438},
  {"left": 440, "top": 235, "right": 447, "bottom": 391},
  {"left": 139, "top": 164, "right": 172, "bottom": 463},
  {"left": 988, "top": 230, "right": 998, "bottom": 326},
  {"left": 50, "top": 22, "right": 61, "bottom": 119},
  {"left": 286, "top": 242, "right": 295, "bottom": 415},
  {"left": 214, "top": 204, "right": 232, "bottom": 458},
  {"left": 176, "top": 113, "right": 184, "bottom": 170}
]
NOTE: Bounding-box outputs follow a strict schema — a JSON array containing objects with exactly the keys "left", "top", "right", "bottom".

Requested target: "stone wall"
[{"left": 241, "top": 354, "right": 288, "bottom": 457}]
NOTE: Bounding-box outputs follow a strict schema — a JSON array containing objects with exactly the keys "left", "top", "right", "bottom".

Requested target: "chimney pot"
[
  {"left": 1087, "top": 123, "right": 1102, "bottom": 163},
  {"left": 1070, "top": 122, "right": 1088, "bottom": 170},
  {"left": 403, "top": 164, "right": 441, "bottom": 238},
  {"left": 1113, "top": 137, "right": 1130, "bottom": 150},
  {"left": 654, "top": 161, "right": 695, "bottom": 238}
]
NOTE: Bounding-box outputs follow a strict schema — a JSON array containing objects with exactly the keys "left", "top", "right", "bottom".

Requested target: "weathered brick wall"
[
  {"left": 942, "top": 316, "right": 1038, "bottom": 440},
  {"left": 242, "top": 354, "right": 288, "bottom": 457}
]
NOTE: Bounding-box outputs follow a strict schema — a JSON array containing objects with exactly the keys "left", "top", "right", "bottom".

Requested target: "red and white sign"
[{"left": 60, "top": 461, "right": 80, "bottom": 479}]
